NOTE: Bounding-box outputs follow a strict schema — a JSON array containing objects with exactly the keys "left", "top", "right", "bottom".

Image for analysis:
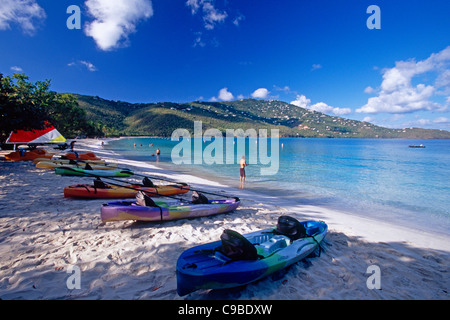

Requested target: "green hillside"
[{"left": 74, "top": 94, "right": 450, "bottom": 139}]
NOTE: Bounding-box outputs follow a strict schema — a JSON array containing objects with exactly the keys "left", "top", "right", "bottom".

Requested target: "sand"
[{"left": 0, "top": 139, "right": 448, "bottom": 300}]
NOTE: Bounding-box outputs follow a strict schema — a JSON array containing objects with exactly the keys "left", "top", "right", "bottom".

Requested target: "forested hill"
[{"left": 74, "top": 94, "right": 450, "bottom": 138}]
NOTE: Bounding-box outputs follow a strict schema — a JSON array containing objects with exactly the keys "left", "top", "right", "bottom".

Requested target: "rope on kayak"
[
  {"left": 308, "top": 234, "right": 322, "bottom": 257},
  {"left": 159, "top": 206, "right": 163, "bottom": 222}
]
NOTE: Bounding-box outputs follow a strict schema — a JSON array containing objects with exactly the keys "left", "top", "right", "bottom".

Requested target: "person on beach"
[
  {"left": 156, "top": 148, "right": 160, "bottom": 156},
  {"left": 70, "top": 140, "right": 79, "bottom": 158},
  {"left": 240, "top": 156, "right": 247, "bottom": 189}
]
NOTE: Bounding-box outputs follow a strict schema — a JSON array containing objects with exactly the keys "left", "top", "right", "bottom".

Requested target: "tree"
[
  {"left": 0, "top": 73, "right": 50, "bottom": 142},
  {"left": 0, "top": 73, "right": 103, "bottom": 143}
]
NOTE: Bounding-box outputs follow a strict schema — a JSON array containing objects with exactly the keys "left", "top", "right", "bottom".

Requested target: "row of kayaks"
[
  {"left": 5, "top": 148, "right": 136, "bottom": 176},
  {"left": 11, "top": 149, "right": 328, "bottom": 296},
  {"left": 35, "top": 158, "right": 189, "bottom": 199},
  {"left": 4, "top": 148, "right": 102, "bottom": 162},
  {"left": 33, "top": 153, "right": 245, "bottom": 225}
]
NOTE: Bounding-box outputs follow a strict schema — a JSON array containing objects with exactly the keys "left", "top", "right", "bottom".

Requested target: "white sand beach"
[{"left": 0, "top": 139, "right": 448, "bottom": 300}]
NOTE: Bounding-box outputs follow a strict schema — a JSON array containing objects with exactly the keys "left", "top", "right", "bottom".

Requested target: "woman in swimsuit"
[{"left": 240, "top": 156, "right": 247, "bottom": 188}]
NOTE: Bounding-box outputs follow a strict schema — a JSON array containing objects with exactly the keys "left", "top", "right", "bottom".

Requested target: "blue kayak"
[{"left": 176, "top": 217, "right": 327, "bottom": 296}]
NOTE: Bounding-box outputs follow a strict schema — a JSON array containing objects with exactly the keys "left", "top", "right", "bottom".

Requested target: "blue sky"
[{"left": 1, "top": 0, "right": 450, "bottom": 130}]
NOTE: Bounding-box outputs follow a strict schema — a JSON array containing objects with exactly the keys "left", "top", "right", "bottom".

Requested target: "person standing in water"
[{"left": 240, "top": 155, "right": 247, "bottom": 188}]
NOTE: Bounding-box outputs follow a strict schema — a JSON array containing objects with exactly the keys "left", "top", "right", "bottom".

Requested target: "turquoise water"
[{"left": 105, "top": 137, "right": 450, "bottom": 235}]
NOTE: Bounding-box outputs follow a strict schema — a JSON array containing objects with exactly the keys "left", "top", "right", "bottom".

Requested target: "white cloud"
[
  {"left": 290, "top": 94, "right": 311, "bottom": 109},
  {"left": 68, "top": 60, "right": 98, "bottom": 72},
  {"left": 202, "top": 2, "right": 227, "bottom": 29},
  {"left": 434, "top": 116, "right": 450, "bottom": 124},
  {"left": 436, "top": 69, "right": 450, "bottom": 94},
  {"left": 192, "top": 32, "right": 205, "bottom": 47},
  {"left": 357, "top": 46, "right": 450, "bottom": 114},
  {"left": 415, "top": 119, "right": 432, "bottom": 126},
  {"left": 311, "top": 64, "right": 322, "bottom": 71},
  {"left": 84, "top": 0, "right": 153, "bottom": 51},
  {"left": 186, "top": 0, "right": 227, "bottom": 30},
  {"left": 80, "top": 61, "right": 97, "bottom": 72},
  {"left": 273, "top": 85, "right": 291, "bottom": 94},
  {"left": 290, "top": 94, "right": 351, "bottom": 116},
  {"left": 233, "top": 13, "right": 245, "bottom": 26},
  {"left": 218, "top": 88, "right": 234, "bottom": 101},
  {"left": 364, "top": 86, "right": 375, "bottom": 94},
  {"left": 310, "top": 102, "right": 352, "bottom": 115},
  {"left": 186, "top": 0, "right": 200, "bottom": 14},
  {"left": 10, "top": 66, "right": 23, "bottom": 72},
  {"left": 0, "top": 0, "right": 46, "bottom": 35},
  {"left": 401, "top": 116, "right": 450, "bottom": 130},
  {"left": 251, "top": 88, "right": 270, "bottom": 99}
]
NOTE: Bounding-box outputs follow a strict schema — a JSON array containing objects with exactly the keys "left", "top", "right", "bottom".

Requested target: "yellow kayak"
[
  {"left": 32, "top": 158, "right": 106, "bottom": 164},
  {"left": 36, "top": 160, "right": 118, "bottom": 170}
]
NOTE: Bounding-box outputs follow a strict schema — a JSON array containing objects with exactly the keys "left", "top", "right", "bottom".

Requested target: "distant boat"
[{"left": 409, "top": 144, "right": 425, "bottom": 148}]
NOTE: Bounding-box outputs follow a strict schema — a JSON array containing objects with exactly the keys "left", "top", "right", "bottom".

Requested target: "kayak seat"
[
  {"left": 142, "top": 177, "right": 155, "bottom": 187},
  {"left": 135, "top": 191, "right": 158, "bottom": 207},
  {"left": 93, "top": 178, "right": 108, "bottom": 189},
  {"left": 192, "top": 191, "right": 209, "bottom": 204},
  {"left": 275, "top": 216, "right": 307, "bottom": 241},
  {"left": 306, "top": 226, "right": 320, "bottom": 236},
  {"left": 217, "top": 229, "right": 258, "bottom": 261}
]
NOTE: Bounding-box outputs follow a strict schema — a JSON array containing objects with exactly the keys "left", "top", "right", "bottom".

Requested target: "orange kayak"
[
  {"left": 64, "top": 183, "right": 190, "bottom": 199},
  {"left": 5, "top": 148, "right": 54, "bottom": 161},
  {"left": 62, "top": 152, "right": 101, "bottom": 161}
]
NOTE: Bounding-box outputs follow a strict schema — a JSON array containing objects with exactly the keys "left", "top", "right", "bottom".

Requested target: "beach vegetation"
[{"left": 0, "top": 73, "right": 103, "bottom": 143}]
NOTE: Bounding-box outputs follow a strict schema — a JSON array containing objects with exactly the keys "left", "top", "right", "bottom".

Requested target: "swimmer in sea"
[{"left": 239, "top": 155, "right": 247, "bottom": 189}]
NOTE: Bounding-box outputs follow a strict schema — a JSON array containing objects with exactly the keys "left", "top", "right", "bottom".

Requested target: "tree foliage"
[{"left": 0, "top": 73, "right": 103, "bottom": 143}]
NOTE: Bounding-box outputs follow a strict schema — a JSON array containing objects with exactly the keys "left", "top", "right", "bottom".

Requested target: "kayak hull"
[
  {"left": 33, "top": 158, "right": 106, "bottom": 164},
  {"left": 5, "top": 149, "right": 54, "bottom": 161},
  {"left": 64, "top": 184, "right": 190, "bottom": 199},
  {"left": 176, "top": 220, "right": 327, "bottom": 296},
  {"left": 37, "top": 161, "right": 117, "bottom": 170},
  {"left": 55, "top": 167, "right": 133, "bottom": 177},
  {"left": 62, "top": 152, "right": 101, "bottom": 161},
  {"left": 101, "top": 198, "right": 240, "bottom": 222}
]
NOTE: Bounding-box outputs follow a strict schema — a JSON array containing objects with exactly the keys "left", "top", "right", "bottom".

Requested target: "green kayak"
[{"left": 55, "top": 167, "right": 133, "bottom": 177}]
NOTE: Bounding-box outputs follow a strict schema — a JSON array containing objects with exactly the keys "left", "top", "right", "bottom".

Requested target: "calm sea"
[{"left": 105, "top": 137, "right": 450, "bottom": 235}]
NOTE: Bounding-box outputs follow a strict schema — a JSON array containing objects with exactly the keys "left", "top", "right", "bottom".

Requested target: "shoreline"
[
  {"left": 104, "top": 137, "right": 450, "bottom": 241},
  {"left": 0, "top": 138, "right": 448, "bottom": 299}
]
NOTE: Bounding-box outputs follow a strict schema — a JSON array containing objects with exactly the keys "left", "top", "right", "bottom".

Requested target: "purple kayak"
[{"left": 101, "top": 198, "right": 240, "bottom": 222}]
